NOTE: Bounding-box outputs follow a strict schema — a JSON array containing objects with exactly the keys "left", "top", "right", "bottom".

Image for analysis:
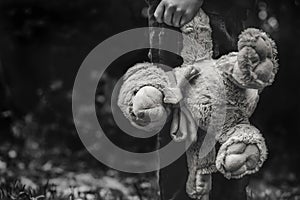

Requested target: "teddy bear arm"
[{"left": 231, "top": 28, "right": 279, "bottom": 90}]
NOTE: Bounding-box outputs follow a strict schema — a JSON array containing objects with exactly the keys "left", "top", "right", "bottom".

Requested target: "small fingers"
[
  {"left": 172, "top": 9, "right": 183, "bottom": 27},
  {"left": 164, "top": 5, "right": 176, "bottom": 26},
  {"left": 155, "top": 4, "right": 198, "bottom": 27},
  {"left": 154, "top": 1, "right": 165, "bottom": 23}
]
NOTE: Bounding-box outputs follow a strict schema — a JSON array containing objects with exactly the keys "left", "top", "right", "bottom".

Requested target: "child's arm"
[{"left": 154, "top": 0, "right": 203, "bottom": 27}]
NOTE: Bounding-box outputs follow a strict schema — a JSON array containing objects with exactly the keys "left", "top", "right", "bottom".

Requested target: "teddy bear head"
[{"left": 118, "top": 63, "right": 172, "bottom": 132}]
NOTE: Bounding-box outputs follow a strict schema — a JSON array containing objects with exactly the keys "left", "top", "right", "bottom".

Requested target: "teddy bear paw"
[
  {"left": 219, "top": 142, "right": 260, "bottom": 179},
  {"left": 232, "top": 28, "right": 278, "bottom": 89}
]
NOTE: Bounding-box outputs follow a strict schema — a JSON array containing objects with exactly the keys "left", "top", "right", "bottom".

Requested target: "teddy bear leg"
[
  {"left": 220, "top": 143, "right": 259, "bottom": 177},
  {"left": 216, "top": 124, "right": 267, "bottom": 179}
]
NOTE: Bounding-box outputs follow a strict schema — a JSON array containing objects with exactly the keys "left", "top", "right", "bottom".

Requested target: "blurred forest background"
[{"left": 0, "top": 0, "right": 299, "bottom": 199}]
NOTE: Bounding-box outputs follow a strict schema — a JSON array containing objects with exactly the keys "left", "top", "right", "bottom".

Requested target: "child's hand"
[{"left": 154, "top": 0, "right": 203, "bottom": 27}]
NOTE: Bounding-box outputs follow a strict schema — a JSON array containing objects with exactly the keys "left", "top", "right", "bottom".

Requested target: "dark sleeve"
[
  {"left": 203, "top": 0, "right": 257, "bottom": 58},
  {"left": 203, "top": 0, "right": 256, "bottom": 15},
  {"left": 232, "top": 0, "right": 257, "bottom": 8}
]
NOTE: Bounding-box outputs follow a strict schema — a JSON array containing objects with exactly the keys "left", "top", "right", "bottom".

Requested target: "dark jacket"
[{"left": 147, "top": 0, "right": 256, "bottom": 63}]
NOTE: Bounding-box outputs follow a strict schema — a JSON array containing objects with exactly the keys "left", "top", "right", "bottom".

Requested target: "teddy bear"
[{"left": 117, "top": 9, "right": 278, "bottom": 200}]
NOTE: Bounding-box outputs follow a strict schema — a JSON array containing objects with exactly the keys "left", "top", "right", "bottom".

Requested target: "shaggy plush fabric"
[{"left": 181, "top": 9, "right": 213, "bottom": 64}]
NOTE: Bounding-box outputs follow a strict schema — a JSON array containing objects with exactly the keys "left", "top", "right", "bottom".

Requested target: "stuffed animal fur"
[{"left": 118, "top": 9, "right": 278, "bottom": 199}]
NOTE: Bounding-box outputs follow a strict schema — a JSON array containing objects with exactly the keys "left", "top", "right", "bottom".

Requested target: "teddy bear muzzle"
[{"left": 130, "top": 86, "right": 169, "bottom": 132}]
